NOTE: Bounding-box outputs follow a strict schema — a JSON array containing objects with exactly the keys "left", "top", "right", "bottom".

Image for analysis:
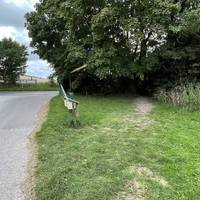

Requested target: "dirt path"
[
  {"left": 127, "top": 97, "right": 153, "bottom": 130},
  {"left": 134, "top": 97, "right": 153, "bottom": 114},
  {"left": 116, "top": 97, "right": 169, "bottom": 200},
  {"left": 115, "top": 97, "right": 156, "bottom": 200}
]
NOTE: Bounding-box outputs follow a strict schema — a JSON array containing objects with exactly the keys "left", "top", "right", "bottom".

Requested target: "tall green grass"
[{"left": 155, "top": 83, "right": 200, "bottom": 111}]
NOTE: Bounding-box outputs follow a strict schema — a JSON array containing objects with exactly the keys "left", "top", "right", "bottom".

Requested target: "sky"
[{"left": 0, "top": 0, "right": 53, "bottom": 78}]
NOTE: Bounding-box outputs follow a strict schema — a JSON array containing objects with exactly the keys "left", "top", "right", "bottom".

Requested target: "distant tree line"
[
  {"left": 26, "top": 0, "right": 200, "bottom": 94},
  {"left": 0, "top": 38, "right": 27, "bottom": 85}
]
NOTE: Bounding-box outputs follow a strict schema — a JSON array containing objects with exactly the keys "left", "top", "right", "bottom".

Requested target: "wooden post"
[{"left": 60, "top": 84, "right": 80, "bottom": 128}]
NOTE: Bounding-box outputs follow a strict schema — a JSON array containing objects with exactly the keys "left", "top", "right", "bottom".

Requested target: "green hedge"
[{"left": 0, "top": 83, "right": 58, "bottom": 91}]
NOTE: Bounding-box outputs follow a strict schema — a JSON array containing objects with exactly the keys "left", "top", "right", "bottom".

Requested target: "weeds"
[{"left": 155, "top": 83, "right": 200, "bottom": 111}]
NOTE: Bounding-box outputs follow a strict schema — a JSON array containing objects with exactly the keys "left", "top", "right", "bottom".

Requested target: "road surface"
[{"left": 0, "top": 92, "right": 57, "bottom": 200}]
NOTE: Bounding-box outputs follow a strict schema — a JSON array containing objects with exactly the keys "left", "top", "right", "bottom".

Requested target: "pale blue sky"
[{"left": 0, "top": 0, "right": 53, "bottom": 78}]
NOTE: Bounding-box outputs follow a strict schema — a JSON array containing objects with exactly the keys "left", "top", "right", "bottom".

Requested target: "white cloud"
[
  {"left": 0, "top": 0, "right": 53, "bottom": 78},
  {"left": 0, "top": 26, "right": 16, "bottom": 40},
  {"left": 0, "top": 26, "right": 30, "bottom": 46},
  {"left": 4, "top": 0, "right": 39, "bottom": 8}
]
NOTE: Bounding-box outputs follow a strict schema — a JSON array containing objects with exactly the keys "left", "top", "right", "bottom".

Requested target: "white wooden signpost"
[{"left": 60, "top": 84, "right": 79, "bottom": 113}]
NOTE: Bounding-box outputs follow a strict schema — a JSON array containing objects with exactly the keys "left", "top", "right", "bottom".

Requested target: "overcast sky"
[{"left": 0, "top": 0, "right": 53, "bottom": 78}]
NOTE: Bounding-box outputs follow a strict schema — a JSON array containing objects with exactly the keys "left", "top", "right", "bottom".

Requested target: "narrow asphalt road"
[{"left": 0, "top": 92, "right": 57, "bottom": 200}]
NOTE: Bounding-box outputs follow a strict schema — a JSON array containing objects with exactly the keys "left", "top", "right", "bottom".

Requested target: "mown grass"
[
  {"left": 35, "top": 96, "right": 200, "bottom": 200},
  {"left": 0, "top": 83, "right": 58, "bottom": 91}
]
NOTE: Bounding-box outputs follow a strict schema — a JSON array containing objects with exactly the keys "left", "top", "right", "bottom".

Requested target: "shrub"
[{"left": 154, "top": 83, "right": 200, "bottom": 111}]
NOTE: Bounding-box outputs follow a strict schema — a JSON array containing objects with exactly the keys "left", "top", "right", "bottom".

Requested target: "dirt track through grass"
[
  {"left": 115, "top": 97, "right": 156, "bottom": 200},
  {"left": 126, "top": 97, "right": 153, "bottom": 131},
  {"left": 135, "top": 97, "right": 153, "bottom": 114}
]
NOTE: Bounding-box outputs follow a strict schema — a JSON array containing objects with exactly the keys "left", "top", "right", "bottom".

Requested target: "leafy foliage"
[
  {"left": 26, "top": 0, "right": 200, "bottom": 93},
  {"left": 0, "top": 38, "right": 28, "bottom": 84},
  {"left": 149, "top": 1, "right": 200, "bottom": 89}
]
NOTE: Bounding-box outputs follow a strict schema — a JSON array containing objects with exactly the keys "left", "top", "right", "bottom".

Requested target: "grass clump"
[{"left": 154, "top": 83, "right": 200, "bottom": 111}]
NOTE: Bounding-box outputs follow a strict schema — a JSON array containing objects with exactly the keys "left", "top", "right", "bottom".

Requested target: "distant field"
[{"left": 0, "top": 83, "right": 58, "bottom": 91}]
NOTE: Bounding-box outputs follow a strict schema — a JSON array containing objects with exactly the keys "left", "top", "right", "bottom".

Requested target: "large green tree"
[
  {"left": 147, "top": 0, "right": 200, "bottom": 89},
  {"left": 26, "top": 1, "right": 174, "bottom": 77},
  {"left": 0, "top": 38, "right": 28, "bottom": 84},
  {"left": 26, "top": 0, "right": 200, "bottom": 92}
]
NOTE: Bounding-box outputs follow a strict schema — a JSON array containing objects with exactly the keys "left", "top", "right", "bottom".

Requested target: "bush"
[{"left": 154, "top": 83, "right": 200, "bottom": 111}]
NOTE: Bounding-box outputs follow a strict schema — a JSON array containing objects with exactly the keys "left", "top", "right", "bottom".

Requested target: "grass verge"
[
  {"left": 0, "top": 83, "right": 58, "bottom": 91},
  {"left": 35, "top": 96, "right": 200, "bottom": 200}
]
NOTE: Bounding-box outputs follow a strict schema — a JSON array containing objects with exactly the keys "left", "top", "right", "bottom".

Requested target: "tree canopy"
[
  {"left": 26, "top": 0, "right": 200, "bottom": 93},
  {"left": 0, "top": 38, "right": 28, "bottom": 84}
]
